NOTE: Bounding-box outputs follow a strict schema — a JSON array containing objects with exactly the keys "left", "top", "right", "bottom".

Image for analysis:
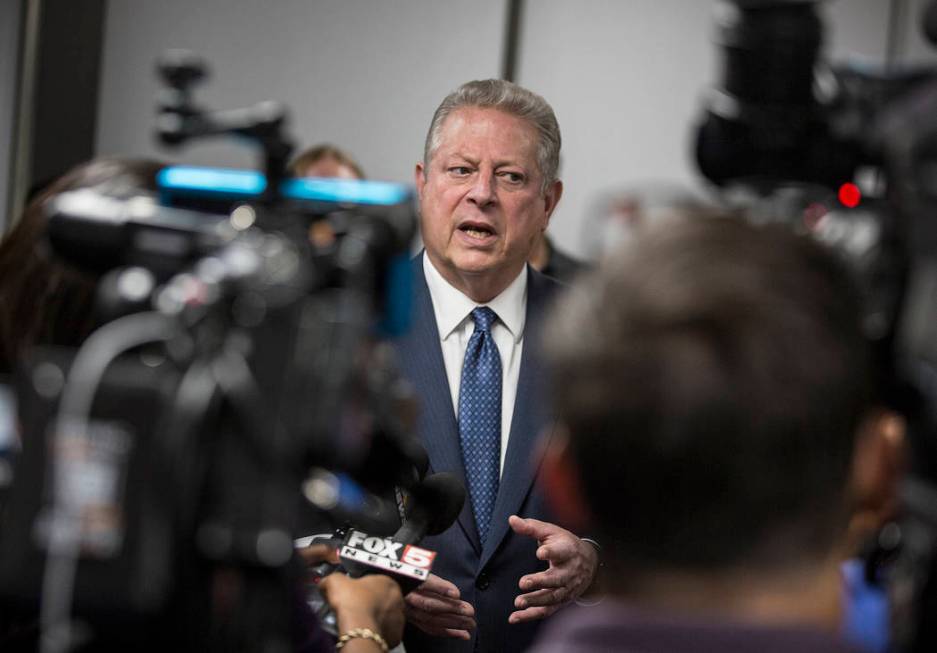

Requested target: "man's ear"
[
  {"left": 542, "top": 179, "right": 563, "bottom": 227},
  {"left": 846, "top": 408, "right": 906, "bottom": 552},
  {"left": 415, "top": 162, "right": 426, "bottom": 200},
  {"left": 540, "top": 425, "right": 592, "bottom": 533}
]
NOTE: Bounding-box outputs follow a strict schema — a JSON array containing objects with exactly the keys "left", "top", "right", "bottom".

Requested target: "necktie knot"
[{"left": 471, "top": 306, "right": 498, "bottom": 333}]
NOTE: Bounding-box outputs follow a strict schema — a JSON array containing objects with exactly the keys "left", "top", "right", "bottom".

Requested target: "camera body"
[
  {"left": 695, "top": 3, "right": 937, "bottom": 651},
  {"left": 0, "top": 54, "right": 424, "bottom": 652}
]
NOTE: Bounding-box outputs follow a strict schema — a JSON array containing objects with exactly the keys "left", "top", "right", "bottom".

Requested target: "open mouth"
[{"left": 458, "top": 222, "right": 496, "bottom": 240}]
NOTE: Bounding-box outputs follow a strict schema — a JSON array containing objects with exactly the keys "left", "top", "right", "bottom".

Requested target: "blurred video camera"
[
  {"left": 695, "top": 2, "right": 937, "bottom": 650},
  {"left": 0, "top": 51, "right": 462, "bottom": 652}
]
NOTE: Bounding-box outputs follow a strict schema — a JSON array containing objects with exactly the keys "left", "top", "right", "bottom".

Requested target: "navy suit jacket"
[{"left": 393, "top": 258, "right": 563, "bottom": 653}]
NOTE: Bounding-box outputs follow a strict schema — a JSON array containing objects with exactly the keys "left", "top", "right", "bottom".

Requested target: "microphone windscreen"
[
  {"left": 408, "top": 441, "right": 430, "bottom": 482},
  {"left": 412, "top": 472, "right": 465, "bottom": 536}
]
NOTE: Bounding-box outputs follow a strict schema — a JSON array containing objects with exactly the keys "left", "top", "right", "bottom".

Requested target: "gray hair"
[{"left": 423, "top": 79, "right": 561, "bottom": 194}]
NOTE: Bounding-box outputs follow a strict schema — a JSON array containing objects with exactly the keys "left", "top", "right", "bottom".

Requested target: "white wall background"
[
  {"left": 96, "top": 0, "right": 507, "bottom": 183},
  {"left": 897, "top": 0, "right": 937, "bottom": 62},
  {"left": 96, "top": 1, "right": 932, "bottom": 257},
  {"left": 517, "top": 0, "right": 896, "bottom": 256}
]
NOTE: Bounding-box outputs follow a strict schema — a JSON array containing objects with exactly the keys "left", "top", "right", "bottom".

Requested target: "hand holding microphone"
[
  {"left": 340, "top": 472, "right": 465, "bottom": 591},
  {"left": 302, "top": 472, "right": 465, "bottom": 644},
  {"left": 318, "top": 573, "right": 405, "bottom": 651}
]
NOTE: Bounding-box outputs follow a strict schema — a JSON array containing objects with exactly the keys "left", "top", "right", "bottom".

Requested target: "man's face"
[{"left": 416, "top": 107, "right": 562, "bottom": 302}]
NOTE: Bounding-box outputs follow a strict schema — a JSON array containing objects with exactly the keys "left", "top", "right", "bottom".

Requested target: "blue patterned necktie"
[{"left": 459, "top": 306, "right": 502, "bottom": 543}]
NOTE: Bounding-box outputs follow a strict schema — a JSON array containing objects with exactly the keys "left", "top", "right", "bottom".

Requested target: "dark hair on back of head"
[
  {"left": 0, "top": 157, "right": 164, "bottom": 373},
  {"left": 545, "top": 214, "right": 873, "bottom": 574}
]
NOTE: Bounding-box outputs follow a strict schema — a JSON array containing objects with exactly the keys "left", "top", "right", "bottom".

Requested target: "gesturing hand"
[
  {"left": 405, "top": 572, "right": 476, "bottom": 640},
  {"left": 507, "top": 515, "right": 598, "bottom": 624}
]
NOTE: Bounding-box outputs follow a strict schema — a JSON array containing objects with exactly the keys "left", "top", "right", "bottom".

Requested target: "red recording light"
[{"left": 838, "top": 182, "right": 861, "bottom": 208}]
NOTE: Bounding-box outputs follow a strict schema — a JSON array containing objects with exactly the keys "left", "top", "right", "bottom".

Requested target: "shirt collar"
[{"left": 422, "top": 252, "right": 527, "bottom": 343}]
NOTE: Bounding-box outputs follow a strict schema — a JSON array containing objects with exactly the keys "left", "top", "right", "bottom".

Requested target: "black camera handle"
[{"left": 155, "top": 50, "right": 294, "bottom": 205}]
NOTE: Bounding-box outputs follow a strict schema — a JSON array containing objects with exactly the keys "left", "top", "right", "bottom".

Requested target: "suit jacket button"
[{"left": 475, "top": 572, "right": 490, "bottom": 590}]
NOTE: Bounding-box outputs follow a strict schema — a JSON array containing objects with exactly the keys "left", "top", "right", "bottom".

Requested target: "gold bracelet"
[{"left": 335, "top": 627, "right": 389, "bottom": 652}]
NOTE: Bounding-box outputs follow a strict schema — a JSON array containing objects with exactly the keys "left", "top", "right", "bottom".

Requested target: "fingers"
[
  {"left": 405, "top": 604, "right": 476, "bottom": 633},
  {"left": 298, "top": 542, "right": 339, "bottom": 565},
  {"left": 509, "top": 516, "right": 580, "bottom": 564},
  {"left": 518, "top": 568, "right": 568, "bottom": 591},
  {"left": 535, "top": 538, "right": 577, "bottom": 563},
  {"left": 405, "top": 590, "right": 476, "bottom": 639},
  {"left": 516, "top": 534, "right": 598, "bottom": 610},
  {"left": 405, "top": 580, "right": 476, "bottom": 638},
  {"left": 508, "top": 604, "right": 560, "bottom": 624},
  {"left": 405, "top": 589, "right": 475, "bottom": 620},
  {"left": 406, "top": 613, "right": 472, "bottom": 641},
  {"left": 318, "top": 574, "right": 381, "bottom": 620},
  {"left": 353, "top": 574, "right": 403, "bottom": 599},
  {"left": 514, "top": 587, "right": 568, "bottom": 610},
  {"left": 317, "top": 571, "right": 352, "bottom": 597},
  {"left": 508, "top": 515, "right": 558, "bottom": 541},
  {"left": 418, "top": 573, "right": 462, "bottom": 599}
]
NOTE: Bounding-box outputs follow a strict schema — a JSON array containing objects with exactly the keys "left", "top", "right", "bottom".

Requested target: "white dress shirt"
[{"left": 422, "top": 252, "right": 526, "bottom": 476}]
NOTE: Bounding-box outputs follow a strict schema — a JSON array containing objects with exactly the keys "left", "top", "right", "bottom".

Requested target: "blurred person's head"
[
  {"left": 542, "top": 214, "right": 899, "bottom": 625},
  {"left": 0, "top": 158, "right": 163, "bottom": 373},
  {"left": 290, "top": 144, "right": 364, "bottom": 180},
  {"left": 416, "top": 79, "right": 563, "bottom": 302}
]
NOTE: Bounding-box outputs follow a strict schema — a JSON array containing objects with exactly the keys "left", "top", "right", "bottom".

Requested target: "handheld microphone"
[
  {"left": 394, "top": 472, "right": 465, "bottom": 545},
  {"left": 303, "top": 471, "right": 464, "bottom": 636},
  {"left": 302, "top": 469, "right": 402, "bottom": 537},
  {"left": 338, "top": 472, "right": 465, "bottom": 592},
  {"left": 406, "top": 441, "right": 430, "bottom": 486}
]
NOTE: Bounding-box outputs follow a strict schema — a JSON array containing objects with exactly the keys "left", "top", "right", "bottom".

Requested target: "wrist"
[
  {"left": 334, "top": 608, "right": 381, "bottom": 634},
  {"left": 577, "top": 537, "right": 605, "bottom": 606},
  {"left": 335, "top": 627, "right": 389, "bottom": 652}
]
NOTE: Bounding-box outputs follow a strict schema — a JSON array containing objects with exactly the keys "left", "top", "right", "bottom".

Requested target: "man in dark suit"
[{"left": 394, "top": 79, "right": 598, "bottom": 653}]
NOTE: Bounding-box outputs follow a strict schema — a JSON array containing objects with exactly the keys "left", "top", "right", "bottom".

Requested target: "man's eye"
[
  {"left": 498, "top": 171, "right": 524, "bottom": 184},
  {"left": 449, "top": 166, "right": 472, "bottom": 176}
]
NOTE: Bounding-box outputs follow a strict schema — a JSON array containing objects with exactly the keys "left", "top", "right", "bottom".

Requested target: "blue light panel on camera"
[
  {"left": 159, "top": 166, "right": 267, "bottom": 197},
  {"left": 158, "top": 166, "right": 411, "bottom": 206},
  {"left": 282, "top": 177, "right": 410, "bottom": 206}
]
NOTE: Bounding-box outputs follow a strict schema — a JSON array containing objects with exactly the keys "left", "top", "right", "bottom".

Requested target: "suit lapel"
[
  {"left": 479, "top": 268, "right": 558, "bottom": 569},
  {"left": 395, "top": 257, "right": 481, "bottom": 554}
]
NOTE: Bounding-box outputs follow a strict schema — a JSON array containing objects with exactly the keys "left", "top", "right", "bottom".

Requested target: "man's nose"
[{"left": 466, "top": 172, "right": 496, "bottom": 207}]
